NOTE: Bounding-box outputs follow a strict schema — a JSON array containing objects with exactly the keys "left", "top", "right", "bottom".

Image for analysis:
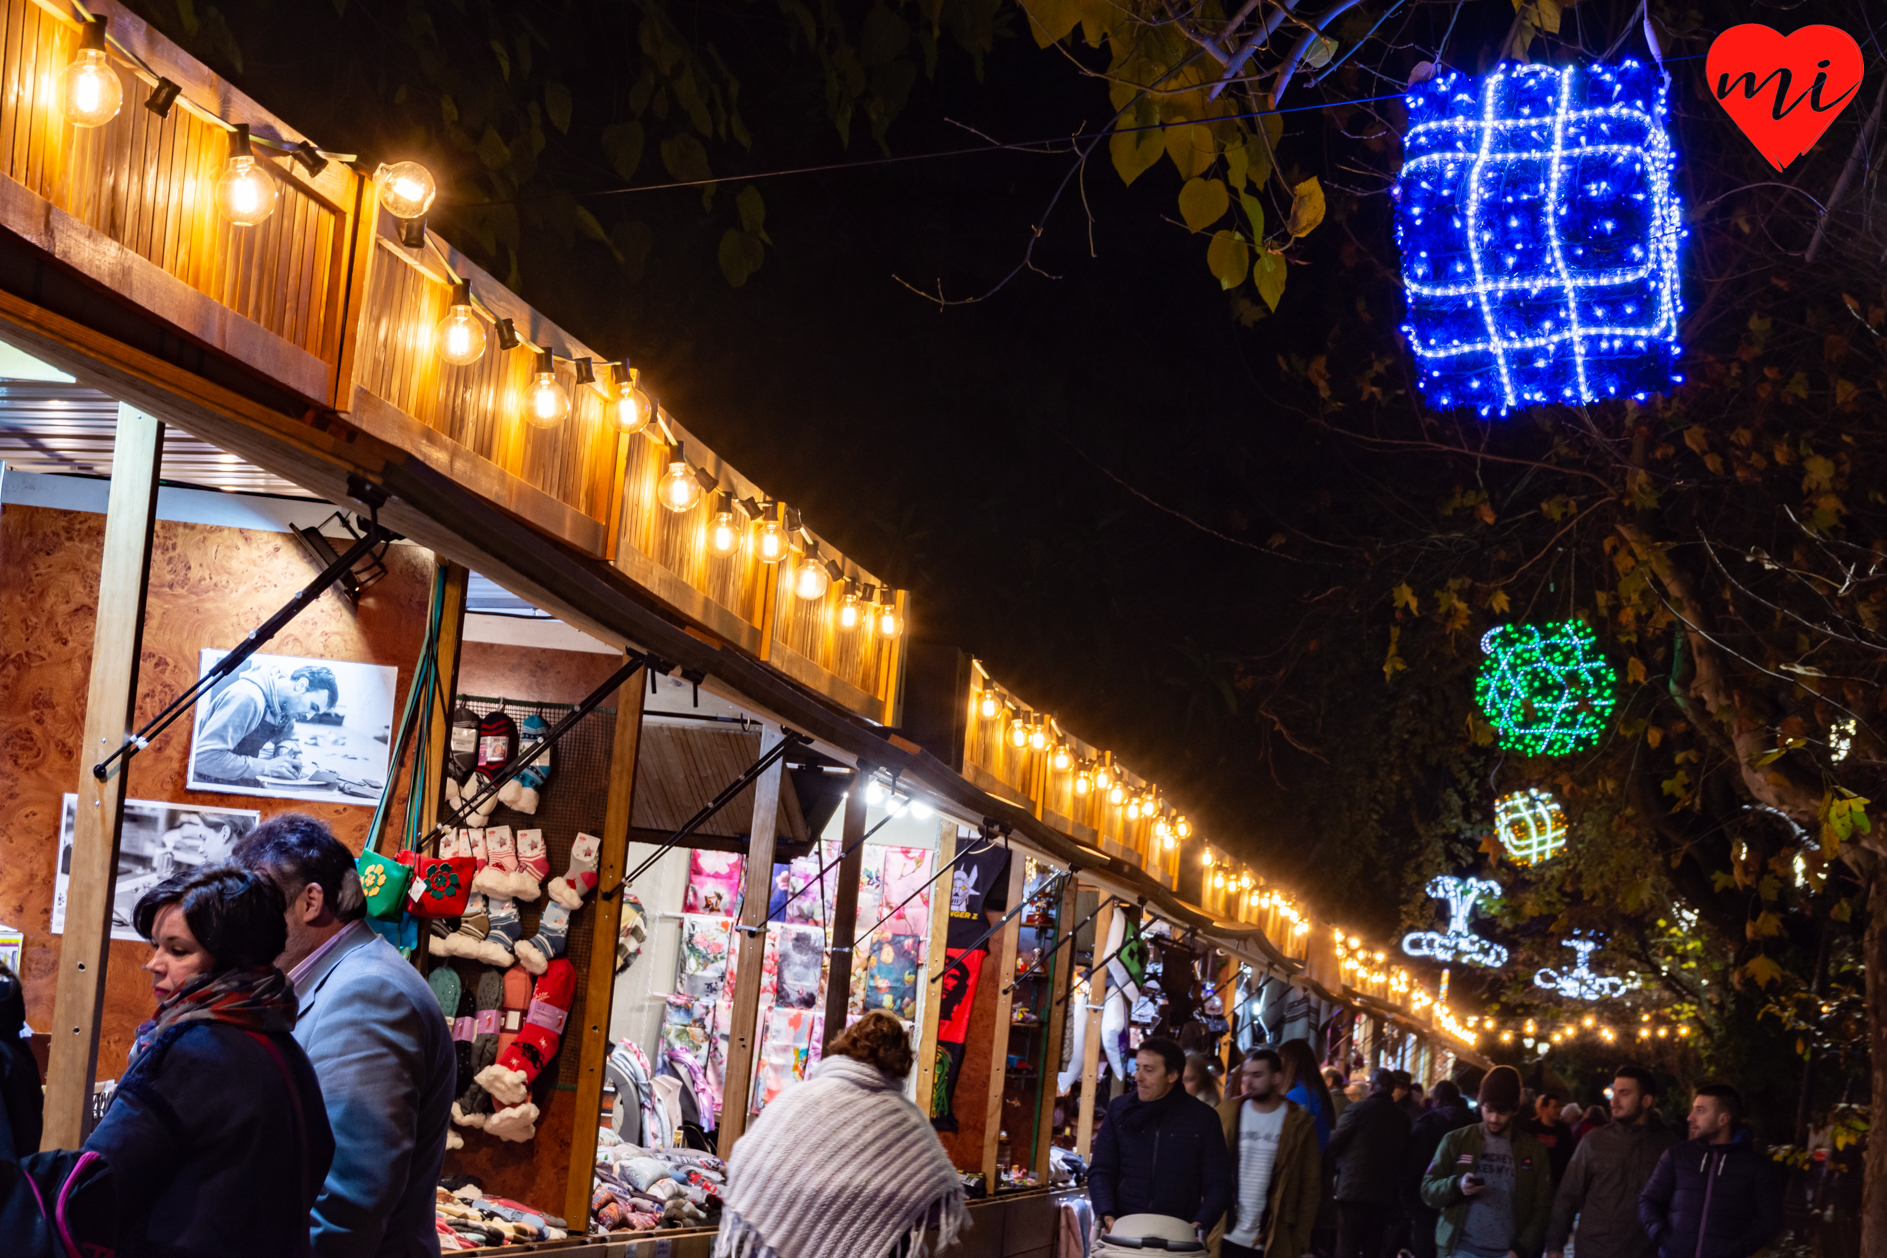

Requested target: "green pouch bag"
[{"left": 357, "top": 849, "right": 412, "bottom": 920}]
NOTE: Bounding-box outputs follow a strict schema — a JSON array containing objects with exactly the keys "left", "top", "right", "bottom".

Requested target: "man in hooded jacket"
[
  {"left": 1090, "top": 1036, "right": 1233, "bottom": 1243},
  {"left": 1637, "top": 1084, "right": 1782, "bottom": 1258}
]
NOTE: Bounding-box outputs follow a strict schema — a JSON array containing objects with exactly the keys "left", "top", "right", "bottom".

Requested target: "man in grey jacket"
[
  {"left": 1544, "top": 1065, "right": 1677, "bottom": 1258},
  {"left": 237, "top": 814, "right": 455, "bottom": 1258}
]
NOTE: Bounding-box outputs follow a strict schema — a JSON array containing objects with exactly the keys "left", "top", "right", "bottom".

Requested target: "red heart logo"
[{"left": 1707, "top": 25, "right": 1864, "bottom": 171}]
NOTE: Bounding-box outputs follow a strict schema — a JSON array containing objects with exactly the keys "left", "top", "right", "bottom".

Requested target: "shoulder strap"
[{"left": 247, "top": 1032, "right": 313, "bottom": 1258}]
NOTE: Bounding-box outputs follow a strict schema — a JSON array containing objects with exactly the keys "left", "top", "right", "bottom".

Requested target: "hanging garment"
[
  {"left": 1057, "top": 975, "right": 1091, "bottom": 1094},
  {"left": 685, "top": 852, "right": 745, "bottom": 917},
  {"left": 878, "top": 847, "right": 934, "bottom": 937}
]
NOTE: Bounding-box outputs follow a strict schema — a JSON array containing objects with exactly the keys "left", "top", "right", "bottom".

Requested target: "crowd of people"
[
  {"left": 3, "top": 814, "right": 454, "bottom": 1257},
  {"left": 1087, "top": 1037, "right": 1786, "bottom": 1258}
]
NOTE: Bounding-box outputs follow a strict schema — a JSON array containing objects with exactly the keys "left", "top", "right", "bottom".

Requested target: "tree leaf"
[
  {"left": 660, "top": 133, "right": 716, "bottom": 208},
  {"left": 1287, "top": 177, "right": 1326, "bottom": 237},
  {"left": 1018, "top": 0, "right": 1084, "bottom": 47},
  {"left": 1489, "top": 588, "right": 1511, "bottom": 613},
  {"left": 490, "top": 38, "right": 510, "bottom": 80},
  {"left": 1254, "top": 248, "right": 1286, "bottom": 310},
  {"left": 1206, "top": 229, "right": 1249, "bottom": 290},
  {"left": 601, "top": 122, "right": 645, "bottom": 183},
  {"left": 859, "top": 6, "right": 912, "bottom": 66},
  {"left": 1239, "top": 191, "right": 1266, "bottom": 242},
  {"left": 1178, "top": 178, "right": 1230, "bottom": 232},
  {"left": 545, "top": 83, "right": 573, "bottom": 134},
  {"left": 1627, "top": 657, "right": 1647, "bottom": 684},
  {"left": 718, "top": 227, "right": 766, "bottom": 287},
  {"left": 1303, "top": 33, "right": 1339, "bottom": 69},
  {"left": 736, "top": 184, "right": 767, "bottom": 236},
  {"left": 1110, "top": 103, "right": 1165, "bottom": 186},
  {"left": 1741, "top": 955, "right": 1784, "bottom": 987},
  {"left": 1165, "top": 121, "right": 1215, "bottom": 181},
  {"left": 476, "top": 126, "right": 512, "bottom": 173}
]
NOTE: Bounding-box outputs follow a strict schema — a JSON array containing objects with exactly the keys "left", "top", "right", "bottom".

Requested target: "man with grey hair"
[{"left": 236, "top": 812, "right": 454, "bottom": 1258}]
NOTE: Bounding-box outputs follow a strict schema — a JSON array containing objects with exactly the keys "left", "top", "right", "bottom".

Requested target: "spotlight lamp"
[
  {"left": 659, "top": 443, "right": 710, "bottom": 513},
  {"left": 523, "top": 349, "right": 569, "bottom": 428},
  {"left": 709, "top": 494, "right": 741, "bottom": 556},
  {"left": 60, "top": 20, "right": 122, "bottom": 127},
  {"left": 376, "top": 160, "right": 437, "bottom": 220},
  {"left": 436, "top": 281, "right": 486, "bottom": 366},
  {"left": 216, "top": 125, "right": 278, "bottom": 226},
  {"left": 612, "top": 363, "right": 652, "bottom": 435}
]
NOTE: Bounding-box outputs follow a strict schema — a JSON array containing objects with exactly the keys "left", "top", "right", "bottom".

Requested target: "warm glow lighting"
[
  {"left": 377, "top": 161, "right": 437, "bottom": 219},
  {"left": 659, "top": 447, "right": 703, "bottom": 512},
  {"left": 980, "top": 692, "right": 999, "bottom": 719},
  {"left": 791, "top": 556, "right": 830, "bottom": 600},
  {"left": 1108, "top": 782, "right": 1125, "bottom": 805},
  {"left": 1126, "top": 799, "right": 1141, "bottom": 819},
  {"left": 1201, "top": 851, "right": 1213, "bottom": 867},
  {"left": 217, "top": 126, "right": 277, "bottom": 226},
  {"left": 1175, "top": 817, "right": 1191, "bottom": 838},
  {"left": 1164, "top": 835, "right": 1175, "bottom": 850},
  {"left": 1213, "top": 872, "right": 1226, "bottom": 888},
  {"left": 1074, "top": 768, "right": 1091, "bottom": 796},
  {"left": 756, "top": 512, "right": 787, "bottom": 563},
  {"left": 710, "top": 506, "right": 740, "bottom": 555},
  {"left": 60, "top": 23, "right": 121, "bottom": 127},
  {"left": 1009, "top": 718, "right": 1028, "bottom": 749},
  {"left": 1052, "top": 744, "right": 1071, "bottom": 770},
  {"left": 524, "top": 352, "right": 569, "bottom": 428},
  {"left": 613, "top": 366, "right": 651, "bottom": 435},
  {"left": 1093, "top": 764, "right": 1111, "bottom": 790},
  {"left": 436, "top": 281, "right": 486, "bottom": 366},
  {"left": 1028, "top": 722, "right": 1047, "bottom": 751},
  {"left": 839, "top": 591, "right": 860, "bottom": 629},
  {"left": 878, "top": 603, "right": 900, "bottom": 637}
]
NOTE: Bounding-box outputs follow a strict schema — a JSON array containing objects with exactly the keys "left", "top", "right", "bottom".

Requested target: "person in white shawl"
[{"left": 715, "top": 1010, "right": 968, "bottom": 1258}]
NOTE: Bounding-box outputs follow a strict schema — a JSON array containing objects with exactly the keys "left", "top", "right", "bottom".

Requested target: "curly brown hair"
[{"left": 828, "top": 1009, "right": 915, "bottom": 1079}]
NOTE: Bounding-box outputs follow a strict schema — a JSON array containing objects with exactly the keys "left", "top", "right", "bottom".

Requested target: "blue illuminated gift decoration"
[{"left": 1396, "top": 61, "right": 1685, "bottom": 416}]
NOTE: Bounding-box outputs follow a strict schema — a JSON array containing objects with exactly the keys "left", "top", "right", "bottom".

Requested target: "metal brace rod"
[
  {"left": 422, "top": 653, "right": 650, "bottom": 849},
  {"left": 93, "top": 525, "right": 391, "bottom": 781},
  {"left": 770, "top": 778, "right": 910, "bottom": 933},
  {"left": 848, "top": 827, "right": 1002, "bottom": 953},
  {"left": 930, "top": 868, "right": 1072, "bottom": 986},
  {"left": 618, "top": 726, "right": 812, "bottom": 895},
  {"left": 1002, "top": 894, "right": 1111, "bottom": 995}
]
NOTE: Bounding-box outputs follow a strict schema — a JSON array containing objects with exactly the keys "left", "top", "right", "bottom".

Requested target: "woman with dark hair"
[
  {"left": 1275, "top": 1038, "right": 1336, "bottom": 1150},
  {"left": 714, "top": 1010, "right": 967, "bottom": 1258},
  {"left": 71, "top": 864, "right": 333, "bottom": 1256}
]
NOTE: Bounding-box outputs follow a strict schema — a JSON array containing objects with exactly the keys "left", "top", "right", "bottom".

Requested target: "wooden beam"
[
  {"left": 819, "top": 776, "right": 868, "bottom": 1053},
  {"left": 912, "top": 820, "right": 955, "bottom": 1118},
  {"left": 1033, "top": 871, "right": 1080, "bottom": 1181},
  {"left": 42, "top": 406, "right": 163, "bottom": 1149},
  {"left": 418, "top": 561, "right": 469, "bottom": 838},
  {"left": 714, "top": 724, "right": 785, "bottom": 1158},
  {"left": 1074, "top": 897, "right": 1114, "bottom": 1161},
  {"left": 563, "top": 660, "right": 647, "bottom": 1227},
  {"left": 981, "top": 852, "right": 1027, "bottom": 1184}
]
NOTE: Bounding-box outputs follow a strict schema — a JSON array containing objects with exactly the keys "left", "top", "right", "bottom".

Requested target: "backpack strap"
[
  {"left": 53, "top": 1151, "right": 105, "bottom": 1258},
  {"left": 247, "top": 1032, "right": 313, "bottom": 1258}
]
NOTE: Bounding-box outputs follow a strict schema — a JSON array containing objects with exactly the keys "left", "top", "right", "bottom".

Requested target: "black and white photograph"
[
  {"left": 185, "top": 649, "right": 398, "bottom": 806},
  {"left": 51, "top": 797, "right": 262, "bottom": 942}
]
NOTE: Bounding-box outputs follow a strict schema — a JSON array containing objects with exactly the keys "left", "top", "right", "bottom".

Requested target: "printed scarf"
[{"left": 129, "top": 965, "right": 299, "bottom": 1066}]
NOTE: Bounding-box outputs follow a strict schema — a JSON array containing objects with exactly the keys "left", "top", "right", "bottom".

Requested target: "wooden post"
[
  {"left": 819, "top": 775, "right": 868, "bottom": 1052},
  {"left": 417, "top": 561, "right": 469, "bottom": 838},
  {"left": 563, "top": 660, "right": 646, "bottom": 1227},
  {"left": 716, "top": 725, "right": 785, "bottom": 1158},
  {"left": 1074, "top": 897, "right": 1114, "bottom": 1161},
  {"left": 912, "top": 820, "right": 955, "bottom": 1117},
  {"left": 981, "top": 853, "right": 1027, "bottom": 1183},
  {"left": 1033, "top": 869, "right": 1080, "bottom": 1181},
  {"left": 42, "top": 408, "right": 163, "bottom": 1149}
]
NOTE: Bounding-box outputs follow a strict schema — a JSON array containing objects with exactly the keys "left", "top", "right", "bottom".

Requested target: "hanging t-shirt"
[
  {"left": 1459, "top": 1132, "right": 1516, "bottom": 1258},
  {"left": 944, "top": 841, "right": 1012, "bottom": 949},
  {"left": 1227, "top": 1101, "right": 1288, "bottom": 1248}
]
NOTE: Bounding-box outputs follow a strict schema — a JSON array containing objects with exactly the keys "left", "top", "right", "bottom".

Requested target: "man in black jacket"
[
  {"left": 1328, "top": 1066, "right": 1413, "bottom": 1258},
  {"left": 1405, "top": 1079, "right": 1474, "bottom": 1258},
  {"left": 1638, "top": 1084, "right": 1782, "bottom": 1258},
  {"left": 1090, "top": 1036, "right": 1233, "bottom": 1243}
]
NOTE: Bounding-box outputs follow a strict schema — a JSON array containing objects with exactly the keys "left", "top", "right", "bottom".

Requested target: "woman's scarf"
[
  {"left": 713, "top": 1054, "right": 968, "bottom": 1258},
  {"left": 128, "top": 965, "right": 298, "bottom": 1066}
]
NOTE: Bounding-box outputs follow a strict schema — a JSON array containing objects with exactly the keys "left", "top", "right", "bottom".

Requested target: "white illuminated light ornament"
[
  {"left": 1402, "top": 875, "right": 1508, "bottom": 968},
  {"left": 1395, "top": 61, "right": 1684, "bottom": 416},
  {"left": 1494, "top": 787, "right": 1567, "bottom": 864},
  {"left": 1534, "top": 937, "right": 1635, "bottom": 999}
]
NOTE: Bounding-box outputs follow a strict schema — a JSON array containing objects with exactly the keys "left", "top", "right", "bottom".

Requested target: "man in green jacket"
[
  {"left": 1210, "top": 1048, "right": 1322, "bottom": 1258},
  {"left": 1420, "top": 1066, "right": 1554, "bottom": 1258}
]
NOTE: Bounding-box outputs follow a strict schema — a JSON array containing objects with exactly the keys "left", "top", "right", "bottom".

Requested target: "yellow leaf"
[
  {"left": 1741, "top": 955, "right": 1784, "bottom": 987},
  {"left": 1110, "top": 104, "right": 1165, "bottom": 186},
  {"left": 1489, "top": 589, "right": 1511, "bottom": 613},
  {"left": 1393, "top": 583, "right": 1419, "bottom": 614},
  {"left": 1683, "top": 426, "right": 1710, "bottom": 455},
  {"left": 1646, "top": 725, "right": 1663, "bottom": 748},
  {"left": 1475, "top": 502, "right": 1496, "bottom": 525},
  {"left": 1017, "top": 0, "right": 1084, "bottom": 47},
  {"left": 1253, "top": 248, "right": 1286, "bottom": 310},
  {"left": 1177, "top": 178, "right": 1230, "bottom": 232},
  {"left": 1287, "top": 177, "right": 1326, "bottom": 236},
  {"left": 1384, "top": 626, "right": 1408, "bottom": 683},
  {"left": 1205, "top": 230, "right": 1249, "bottom": 290},
  {"left": 1627, "top": 657, "right": 1647, "bottom": 684},
  {"left": 1165, "top": 120, "right": 1216, "bottom": 181}
]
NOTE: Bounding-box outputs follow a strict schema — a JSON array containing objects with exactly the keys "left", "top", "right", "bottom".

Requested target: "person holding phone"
[{"left": 1420, "top": 1066, "right": 1553, "bottom": 1258}]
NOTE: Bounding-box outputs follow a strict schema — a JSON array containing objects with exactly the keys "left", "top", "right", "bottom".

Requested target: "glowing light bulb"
[
  {"left": 839, "top": 591, "right": 861, "bottom": 629},
  {"left": 660, "top": 447, "right": 703, "bottom": 512},
  {"left": 1108, "top": 782, "right": 1125, "bottom": 805},
  {"left": 878, "top": 603, "right": 900, "bottom": 637},
  {"left": 980, "top": 692, "right": 998, "bottom": 719},
  {"left": 1074, "top": 769, "right": 1091, "bottom": 796},
  {"left": 376, "top": 161, "right": 437, "bottom": 219},
  {"left": 709, "top": 506, "right": 740, "bottom": 555},
  {"left": 435, "top": 281, "right": 486, "bottom": 366},
  {"left": 756, "top": 512, "right": 786, "bottom": 563},
  {"left": 1093, "top": 764, "right": 1111, "bottom": 790},
  {"left": 523, "top": 352, "right": 568, "bottom": 428},
  {"left": 865, "top": 778, "right": 886, "bottom": 805},
  {"left": 216, "top": 126, "right": 277, "bottom": 226},
  {"left": 1028, "top": 722, "right": 1047, "bottom": 751},
  {"left": 1175, "top": 817, "right": 1191, "bottom": 838},
  {"left": 1239, "top": 873, "right": 1253, "bottom": 889},
  {"left": 1052, "top": 744, "right": 1070, "bottom": 771},
  {"left": 612, "top": 366, "right": 651, "bottom": 435},
  {"left": 60, "top": 23, "right": 121, "bottom": 127},
  {"left": 1163, "top": 834, "right": 1175, "bottom": 850},
  {"left": 909, "top": 799, "right": 933, "bottom": 820},
  {"left": 1213, "top": 872, "right": 1226, "bottom": 889},
  {"left": 792, "top": 555, "right": 830, "bottom": 600},
  {"left": 1201, "top": 851, "right": 1213, "bottom": 867},
  {"left": 1009, "top": 718, "right": 1028, "bottom": 749},
  {"left": 1126, "top": 798, "right": 1141, "bottom": 820}
]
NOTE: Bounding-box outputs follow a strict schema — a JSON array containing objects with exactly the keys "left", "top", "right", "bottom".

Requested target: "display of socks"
[
  {"left": 497, "top": 714, "right": 552, "bottom": 814},
  {"left": 478, "top": 710, "right": 516, "bottom": 781},
  {"left": 452, "top": 969, "right": 505, "bottom": 1127},
  {"left": 475, "top": 897, "right": 522, "bottom": 969},
  {"left": 549, "top": 833, "right": 602, "bottom": 910},
  {"left": 427, "top": 966, "right": 461, "bottom": 1021},
  {"left": 495, "top": 964, "right": 533, "bottom": 1061},
  {"left": 430, "top": 893, "right": 491, "bottom": 960},
  {"left": 515, "top": 829, "right": 549, "bottom": 890},
  {"left": 473, "top": 826, "right": 539, "bottom": 900},
  {"left": 453, "top": 984, "right": 476, "bottom": 1095},
  {"left": 515, "top": 897, "right": 572, "bottom": 975},
  {"left": 449, "top": 703, "right": 482, "bottom": 779},
  {"left": 519, "top": 834, "right": 603, "bottom": 974},
  {"left": 477, "top": 958, "right": 577, "bottom": 1106}
]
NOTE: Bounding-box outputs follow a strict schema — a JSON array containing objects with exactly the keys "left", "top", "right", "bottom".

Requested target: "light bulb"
[
  {"left": 980, "top": 692, "right": 998, "bottom": 719},
  {"left": 1028, "top": 723, "right": 1047, "bottom": 751},
  {"left": 1074, "top": 770, "right": 1091, "bottom": 796},
  {"left": 792, "top": 556, "right": 830, "bottom": 600},
  {"left": 710, "top": 507, "right": 740, "bottom": 555},
  {"left": 1176, "top": 817, "right": 1191, "bottom": 838},
  {"left": 1213, "top": 872, "right": 1225, "bottom": 888},
  {"left": 878, "top": 604, "right": 900, "bottom": 637},
  {"left": 1108, "top": 782, "right": 1125, "bottom": 805},
  {"left": 1201, "top": 851, "right": 1213, "bottom": 867},
  {"left": 660, "top": 448, "right": 703, "bottom": 512},
  {"left": 840, "top": 591, "right": 861, "bottom": 629},
  {"left": 613, "top": 366, "right": 651, "bottom": 435},
  {"left": 865, "top": 779, "right": 886, "bottom": 805},
  {"left": 909, "top": 799, "right": 933, "bottom": 820},
  {"left": 377, "top": 161, "right": 437, "bottom": 219},
  {"left": 756, "top": 513, "right": 786, "bottom": 563},
  {"left": 1093, "top": 765, "right": 1111, "bottom": 790},
  {"left": 524, "top": 352, "right": 568, "bottom": 428},
  {"left": 436, "top": 281, "right": 486, "bottom": 366},
  {"left": 217, "top": 126, "right": 277, "bottom": 226},
  {"left": 60, "top": 23, "right": 121, "bottom": 127},
  {"left": 1164, "top": 834, "right": 1176, "bottom": 850},
  {"left": 1052, "top": 744, "right": 1071, "bottom": 770},
  {"left": 1009, "top": 719, "right": 1028, "bottom": 749}
]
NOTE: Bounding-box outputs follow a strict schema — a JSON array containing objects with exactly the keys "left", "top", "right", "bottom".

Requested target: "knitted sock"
[
  {"left": 494, "top": 963, "right": 533, "bottom": 1062},
  {"left": 474, "top": 896, "right": 521, "bottom": 967},
  {"left": 515, "top": 898, "right": 572, "bottom": 975},
  {"left": 453, "top": 969, "right": 504, "bottom": 1125},
  {"left": 515, "top": 829, "right": 549, "bottom": 890},
  {"left": 463, "top": 771, "right": 498, "bottom": 826},
  {"left": 473, "top": 826, "right": 517, "bottom": 897},
  {"left": 477, "top": 709, "right": 517, "bottom": 777},
  {"left": 452, "top": 983, "right": 476, "bottom": 1094},
  {"left": 467, "top": 828, "right": 490, "bottom": 872},
  {"left": 427, "top": 966, "right": 461, "bottom": 1020},
  {"left": 498, "top": 714, "right": 552, "bottom": 813},
  {"left": 449, "top": 702, "right": 482, "bottom": 781},
  {"left": 548, "top": 833, "right": 602, "bottom": 910},
  {"left": 478, "top": 958, "right": 577, "bottom": 1105},
  {"left": 432, "top": 893, "right": 490, "bottom": 959}
]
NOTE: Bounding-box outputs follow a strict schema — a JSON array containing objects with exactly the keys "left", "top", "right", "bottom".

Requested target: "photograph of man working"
[{"left": 187, "top": 651, "right": 396, "bottom": 805}]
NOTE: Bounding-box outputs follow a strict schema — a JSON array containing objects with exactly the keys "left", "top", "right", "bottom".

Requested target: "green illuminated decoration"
[{"left": 1475, "top": 621, "right": 1617, "bottom": 757}]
